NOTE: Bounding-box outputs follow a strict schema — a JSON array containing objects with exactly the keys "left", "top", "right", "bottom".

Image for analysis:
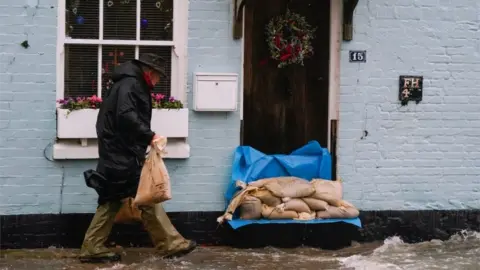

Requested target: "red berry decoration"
[{"left": 265, "top": 9, "right": 316, "bottom": 68}]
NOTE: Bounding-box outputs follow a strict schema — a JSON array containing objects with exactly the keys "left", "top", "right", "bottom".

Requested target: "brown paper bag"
[
  {"left": 115, "top": 197, "right": 142, "bottom": 224},
  {"left": 134, "top": 136, "right": 172, "bottom": 206}
]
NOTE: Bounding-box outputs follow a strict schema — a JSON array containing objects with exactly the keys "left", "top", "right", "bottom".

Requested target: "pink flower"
[
  {"left": 154, "top": 93, "right": 165, "bottom": 101},
  {"left": 87, "top": 95, "right": 102, "bottom": 103}
]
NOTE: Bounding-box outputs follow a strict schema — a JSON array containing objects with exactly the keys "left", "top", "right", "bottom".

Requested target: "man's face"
[{"left": 148, "top": 70, "right": 161, "bottom": 86}]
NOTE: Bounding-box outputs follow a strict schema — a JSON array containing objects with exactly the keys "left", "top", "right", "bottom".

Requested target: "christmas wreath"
[{"left": 265, "top": 9, "right": 316, "bottom": 68}]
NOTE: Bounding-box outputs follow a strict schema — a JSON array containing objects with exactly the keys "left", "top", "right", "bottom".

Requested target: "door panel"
[{"left": 243, "top": 0, "right": 331, "bottom": 154}]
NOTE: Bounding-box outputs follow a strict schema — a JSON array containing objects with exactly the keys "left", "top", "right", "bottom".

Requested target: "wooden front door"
[{"left": 242, "top": 0, "right": 331, "bottom": 154}]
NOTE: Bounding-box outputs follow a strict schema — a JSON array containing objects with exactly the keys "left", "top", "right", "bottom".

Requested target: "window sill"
[{"left": 52, "top": 138, "right": 190, "bottom": 160}]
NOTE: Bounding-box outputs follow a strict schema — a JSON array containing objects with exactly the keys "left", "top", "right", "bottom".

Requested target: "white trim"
[
  {"left": 53, "top": 139, "right": 191, "bottom": 159},
  {"left": 239, "top": 6, "right": 245, "bottom": 120},
  {"left": 135, "top": 46, "right": 139, "bottom": 59},
  {"left": 194, "top": 72, "right": 239, "bottom": 77},
  {"left": 99, "top": 0, "right": 104, "bottom": 39},
  {"left": 56, "top": 0, "right": 66, "bottom": 101},
  {"left": 136, "top": 0, "right": 141, "bottom": 41},
  {"left": 63, "top": 39, "right": 175, "bottom": 46},
  {"left": 97, "top": 46, "right": 103, "bottom": 96},
  {"left": 97, "top": 0, "right": 104, "bottom": 98},
  {"left": 170, "top": 0, "right": 189, "bottom": 104},
  {"left": 327, "top": 0, "right": 342, "bottom": 151}
]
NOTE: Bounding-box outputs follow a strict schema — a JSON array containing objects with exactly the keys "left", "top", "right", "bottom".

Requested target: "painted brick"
[
  {"left": 8, "top": 0, "right": 477, "bottom": 214},
  {"left": 339, "top": 0, "right": 480, "bottom": 210},
  {"left": 0, "top": 0, "right": 240, "bottom": 215}
]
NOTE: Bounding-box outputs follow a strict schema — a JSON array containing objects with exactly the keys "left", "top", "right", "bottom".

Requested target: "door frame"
[{"left": 240, "top": 0, "right": 343, "bottom": 152}]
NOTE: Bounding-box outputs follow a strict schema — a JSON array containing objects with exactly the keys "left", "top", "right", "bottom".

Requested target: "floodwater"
[{"left": 1, "top": 230, "right": 479, "bottom": 270}]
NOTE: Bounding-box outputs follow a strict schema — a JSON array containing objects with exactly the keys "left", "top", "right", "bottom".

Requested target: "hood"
[{"left": 111, "top": 61, "right": 143, "bottom": 83}]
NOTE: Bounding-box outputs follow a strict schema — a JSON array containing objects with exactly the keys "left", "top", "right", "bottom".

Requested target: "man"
[{"left": 80, "top": 54, "right": 197, "bottom": 263}]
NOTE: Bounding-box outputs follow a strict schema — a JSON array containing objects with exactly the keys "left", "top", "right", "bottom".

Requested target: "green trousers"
[{"left": 79, "top": 201, "right": 190, "bottom": 258}]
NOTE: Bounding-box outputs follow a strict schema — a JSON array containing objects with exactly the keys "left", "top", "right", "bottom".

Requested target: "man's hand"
[{"left": 151, "top": 134, "right": 160, "bottom": 148}]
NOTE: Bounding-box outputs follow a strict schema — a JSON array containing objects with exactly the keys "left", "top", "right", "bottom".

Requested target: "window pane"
[
  {"left": 139, "top": 46, "right": 172, "bottom": 96},
  {"left": 65, "top": 0, "right": 99, "bottom": 39},
  {"left": 140, "top": 0, "right": 173, "bottom": 41},
  {"left": 64, "top": 45, "right": 98, "bottom": 97},
  {"left": 101, "top": 46, "right": 136, "bottom": 98},
  {"left": 104, "top": 0, "right": 136, "bottom": 40}
]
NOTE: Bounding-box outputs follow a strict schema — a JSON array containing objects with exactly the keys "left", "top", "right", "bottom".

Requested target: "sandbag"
[
  {"left": 251, "top": 177, "right": 315, "bottom": 198},
  {"left": 316, "top": 205, "right": 360, "bottom": 219},
  {"left": 247, "top": 178, "right": 276, "bottom": 188},
  {"left": 262, "top": 204, "right": 298, "bottom": 219},
  {"left": 235, "top": 180, "right": 247, "bottom": 190},
  {"left": 217, "top": 185, "right": 259, "bottom": 223},
  {"left": 309, "top": 178, "right": 344, "bottom": 207},
  {"left": 276, "top": 198, "right": 311, "bottom": 213},
  {"left": 296, "top": 212, "right": 316, "bottom": 221},
  {"left": 134, "top": 137, "right": 172, "bottom": 206},
  {"left": 115, "top": 197, "right": 142, "bottom": 224},
  {"left": 302, "top": 197, "right": 329, "bottom": 211},
  {"left": 250, "top": 188, "right": 282, "bottom": 207},
  {"left": 239, "top": 195, "right": 262, "bottom": 220}
]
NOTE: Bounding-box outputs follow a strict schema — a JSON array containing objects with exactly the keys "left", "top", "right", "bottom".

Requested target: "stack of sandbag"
[{"left": 217, "top": 177, "right": 359, "bottom": 224}]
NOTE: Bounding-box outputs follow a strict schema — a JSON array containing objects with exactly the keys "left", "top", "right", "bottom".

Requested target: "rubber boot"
[
  {"left": 140, "top": 204, "right": 197, "bottom": 258},
  {"left": 79, "top": 201, "right": 122, "bottom": 263}
]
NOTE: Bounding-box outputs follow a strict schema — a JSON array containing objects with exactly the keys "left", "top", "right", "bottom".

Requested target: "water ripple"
[
  {"left": 339, "top": 230, "right": 480, "bottom": 270},
  {"left": 1, "top": 231, "right": 479, "bottom": 270}
]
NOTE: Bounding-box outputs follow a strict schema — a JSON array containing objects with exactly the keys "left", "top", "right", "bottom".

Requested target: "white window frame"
[{"left": 55, "top": 0, "right": 189, "bottom": 104}]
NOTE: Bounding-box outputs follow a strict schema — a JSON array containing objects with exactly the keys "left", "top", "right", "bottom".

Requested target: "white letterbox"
[{"left": 193, "top": 73, "right": 238, "bottom": 111}]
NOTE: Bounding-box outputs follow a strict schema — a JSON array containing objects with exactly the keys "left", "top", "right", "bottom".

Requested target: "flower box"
[
  {"left": 57, "top": 108, "right": 189, "bottom": 139},
  {"left": 57, "top": 108, "right": 98, "bottom": 139},
  {"left": 151, "top": 108, "right": 189, "bottom": 138}
]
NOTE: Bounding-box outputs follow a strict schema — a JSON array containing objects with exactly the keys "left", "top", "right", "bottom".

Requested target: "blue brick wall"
[
  {"left": 0, "top": 0, "right": 240, "bottom": 215},
  {"left": 3, "top": 0, "right": 478, "bottom": 215},
  {"left": 338, "top": 0, "right": 480, "bottom": 210}
]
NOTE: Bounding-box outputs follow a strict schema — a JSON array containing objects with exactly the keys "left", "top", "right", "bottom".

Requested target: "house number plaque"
[{"left": 349, "top": 50, "right": 366, "bottom": 63}]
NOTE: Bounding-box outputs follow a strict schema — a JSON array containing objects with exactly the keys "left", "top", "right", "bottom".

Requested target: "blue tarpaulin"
[{"left": 225, "top": 141, "right": 362, "bottom": 229}]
